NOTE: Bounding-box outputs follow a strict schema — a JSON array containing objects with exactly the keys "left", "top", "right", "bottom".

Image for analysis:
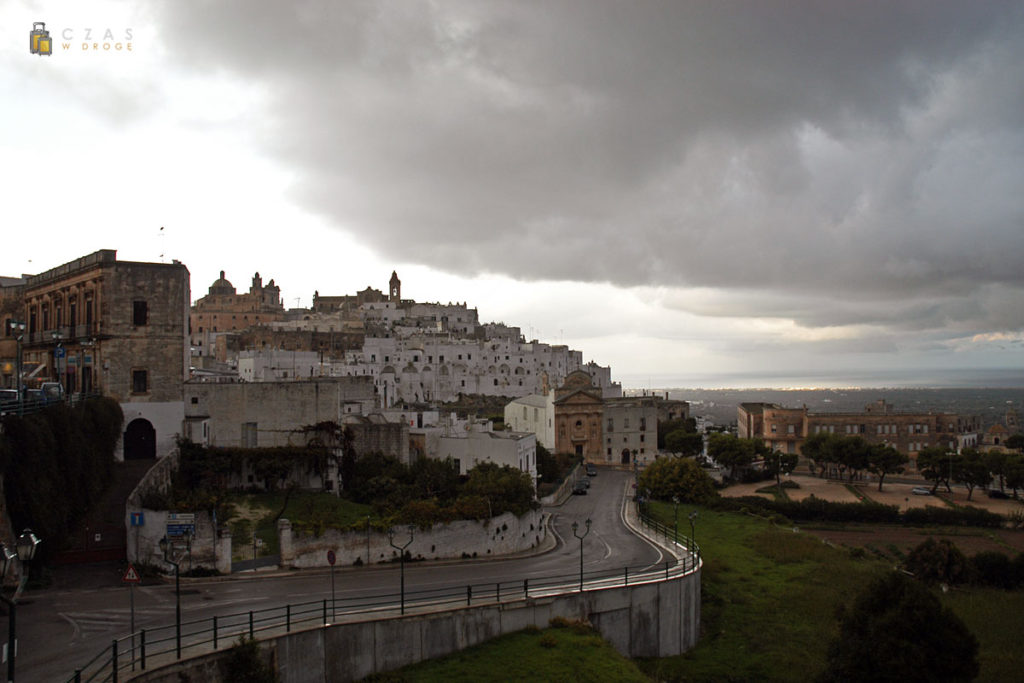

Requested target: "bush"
[
  {"left": 639, "top": 456, "right": 718, "bottom": 504},
  {"left": 904, "top": 538, "right": 971, "bottom": 586},
  {"left": 970, "top": 551, "right": 1016, "bottom": 589},
  {"left": 223, "top": 636, "right": 277, "bottom": 683},
  {"left": 819, "top": 572, "right": 979, "bottom": 682}
]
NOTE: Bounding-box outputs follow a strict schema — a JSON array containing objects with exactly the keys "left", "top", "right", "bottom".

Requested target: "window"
[
  {"left": 190, "top": 396, "right": 198, "bottom": 404},
  {"left": 607, "top": 418, "right": 614, "bottom": 432},
  {"left": 771, "top": 424, "right": 778, "bottom": 433},
  {"left": 640, "top": 434, "right": 645, "bottom": 443},
  {"left": 132, "top": 369, "right": 148, "bottom": 394},
  {"left": 787, "top": 424, "right": 795, "bottom": 434}
]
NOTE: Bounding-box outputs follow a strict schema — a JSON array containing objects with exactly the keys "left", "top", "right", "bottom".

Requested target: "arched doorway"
[
  {"left": 124, "top": 418, "right": 156, "bottom": 460},
  {"left": 621, "top": 448, "right": 631, "bottom": 464}
]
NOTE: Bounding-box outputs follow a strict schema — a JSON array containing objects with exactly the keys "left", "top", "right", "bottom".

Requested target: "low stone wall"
[
  {"left": 132, "top": 567, "right": 701, "bottom": 683},
  {"left": 280, "top": 509, "right": 547, "bottom": 568}
]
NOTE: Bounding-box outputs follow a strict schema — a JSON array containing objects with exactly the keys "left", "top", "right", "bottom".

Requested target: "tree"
[
  {"left": 952, "top": 448, "right": 991, "bottom": 501},
  {"left": 707, "top": 433, "right": 762, "bottom": 481},
  {"left": 983, "top": 450, "right": 1009, "bottom": 493},
  {"left": 664, "top": 429, "right": 703, "bottom": 458},
  {"left": 904, "top": 538, "right": 971, "bottom": 586},
  {"left": 802, "top": 432, "right": 840, "bottom": 477},
  {"left": 637, "top": 456, "right": 717, "bottom": 504},
  {"left": 819, "top": 572, "right": 979, "bottom": 683},
  {"left": 867, "top": 444, "right": 909, "bottom": 492},
  {"left": 764, "top": 449, "right": 798, "bottom": 487},
  {"left": 916, "top": 446, "right": 954, "bottom": 494},
  {"left": 1005, "top": 454, "right": 1024, "bottom": 499},
  {"left": 834, "top": 436, "right": 872, "bottom": 483},
  {"left": 1005, "top": 433, "right": 1024, "bottom": 452}
]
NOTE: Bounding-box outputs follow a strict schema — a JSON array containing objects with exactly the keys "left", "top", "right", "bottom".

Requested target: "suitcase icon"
[{"left": 30, "top": 22, "right": 52, "bottom": 56}]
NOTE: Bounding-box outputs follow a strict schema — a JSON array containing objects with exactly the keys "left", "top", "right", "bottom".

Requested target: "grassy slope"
[
  {"left": 365, "top": 623, "right": 650, "bottom": 683},
  {"left": 640, "top": 501, "right": 1023, "bottom": 682},
  {"left": 639, "top": 502, "right": 889, "bottom": 682}
]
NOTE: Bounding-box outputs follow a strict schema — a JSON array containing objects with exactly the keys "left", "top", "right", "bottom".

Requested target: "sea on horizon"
[{"left": 619, "top": 367, "right": 1024, "bottom": 392}]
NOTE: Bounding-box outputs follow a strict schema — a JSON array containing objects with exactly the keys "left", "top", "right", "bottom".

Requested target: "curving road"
[{"left": 17, "top": 469, "right": 667, "bottom": 681}]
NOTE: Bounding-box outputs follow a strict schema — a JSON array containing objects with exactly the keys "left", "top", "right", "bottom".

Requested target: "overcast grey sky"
[{"left": 3, "top": 1, "right": 1023, "bottom": 387}]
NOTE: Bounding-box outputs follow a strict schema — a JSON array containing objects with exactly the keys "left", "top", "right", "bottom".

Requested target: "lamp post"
[
  {"left": 571, "top": 519, "right": 591, "bottom": 592},
  {"left": 688, "top": 511, "right": 698, "bottom": 564},
  {"left": 51, "top": 331, "right": 64, "bottom": 395},
  {"left": 387, "top": 525, "right": 415, "bottom": 615},
  {"left": 9, "top": 321, "right": 25, "bottom": 415},
  {"left": 1, "top": 529, "right": 41, "bottom": 683},
  {"left": 159, "top": 536, "right": 182, "bottom": 658},
  {"left": 672, "top": 495, "right": 680, "bottom": 545}
]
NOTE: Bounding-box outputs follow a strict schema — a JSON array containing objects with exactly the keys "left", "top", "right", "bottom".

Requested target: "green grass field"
[
  {"left": 364, "top": 620, "right": 650, "bottom": 683},
  {"left": 368, "top": 502, "right": 1023, "bottom": 682}
]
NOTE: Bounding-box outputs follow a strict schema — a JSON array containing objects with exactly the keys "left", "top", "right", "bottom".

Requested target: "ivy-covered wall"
[{"left": 0, "top": 398, "right": 123, "bottom": 559}]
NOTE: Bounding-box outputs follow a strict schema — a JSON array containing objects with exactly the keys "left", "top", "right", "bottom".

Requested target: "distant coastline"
[{"left": 619, "top": 367, "right": 1024, "bottom": 392}]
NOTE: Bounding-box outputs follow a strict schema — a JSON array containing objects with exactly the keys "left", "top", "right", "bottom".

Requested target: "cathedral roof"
[{"left": 209, "top": 270, "right": 236, "bottom": 295}]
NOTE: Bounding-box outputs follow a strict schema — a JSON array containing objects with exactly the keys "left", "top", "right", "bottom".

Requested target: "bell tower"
[{"left": 389, "top": 271, "right": 401, "bottom": 302}]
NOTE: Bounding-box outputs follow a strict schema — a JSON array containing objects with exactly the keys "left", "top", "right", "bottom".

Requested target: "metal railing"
[
  {"left": 0, "top": 392, "right": 102, "bottom": 418},
  {"left": 66, "top": 510, "right": 700, "bottom": 683}
]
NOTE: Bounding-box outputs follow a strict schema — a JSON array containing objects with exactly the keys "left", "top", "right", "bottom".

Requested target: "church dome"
[{"left": 209, "top": 270, "right": 236, "bottom": 295}]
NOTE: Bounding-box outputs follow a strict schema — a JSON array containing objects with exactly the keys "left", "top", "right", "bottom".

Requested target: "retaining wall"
[{"left": 131, "top": 566, "right": 701, "bottom": 682}]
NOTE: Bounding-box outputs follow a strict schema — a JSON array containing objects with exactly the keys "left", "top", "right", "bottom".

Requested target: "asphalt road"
[{"left": 14, "top": 469, "right": 668, "bottom": 681}]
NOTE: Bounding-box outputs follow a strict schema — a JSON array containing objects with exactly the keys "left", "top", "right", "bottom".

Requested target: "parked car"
[
  {"left": 585, "top": 464, "right": 597, "bottom": 477},
  {"left": 986, "top": 489, "right": 1009, "bottom": 499},
  {"left": 0, "top": 389, "right": 19, "bottom": 414},
  {"left": 911, "top": 486, "right": 932, "bottom": 496},
  {"left": 40, "top": 382, "right": 65, "bottom": 401},
  {"left": 572, "top": 480, "right": 588, "bottom": 495}
]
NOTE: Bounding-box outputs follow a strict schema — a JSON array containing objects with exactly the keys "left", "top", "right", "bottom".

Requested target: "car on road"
[
  {"left": 0, "top": 389, "right": 19, "bottom": 414},
  {"left": 986, "top": 489, "right": 1009, "bottom": 499},
  {"left": 572, "top": 480, "right": 588, "bottom": 495},
  {"left": 585, "top": 464, "right": 597, "bottom": 476},
  {"left": 911, "top": 486, "right": 933, "bottom": 495}
]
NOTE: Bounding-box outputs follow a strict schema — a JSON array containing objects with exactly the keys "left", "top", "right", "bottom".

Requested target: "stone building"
[
  {"left": 190, "top": 271, "right": 284, "bottom": 356},
  {"left": 603, "top": 396, "right": 659, "bottom": 465},
  {"left": 504, "top": 393, "right": 555, "bottom": 450},
  {"left": 183, "top": 376, "right": 376, "bottom": 448},
  {"left": 17, "top": 250, "right": 190, "bottom": 460},
  {"left": 553, "top": 370, "right": 605, "bottom": 459},
  {"left": 737, "top": 399, "right": 981, "bottom": 465}
]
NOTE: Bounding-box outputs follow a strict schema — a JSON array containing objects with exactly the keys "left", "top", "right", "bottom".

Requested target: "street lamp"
[
  {"left": 51, "top": 331, "right": 64, "bottom": 395},
  {"left": 1, "top": 529, "right": 40, "bottom": 683},
  {"left": 387, "top": 525, "right": 415, "bottom": 615},
  {"left": 158, "top": 536, "right": 182, "bottom": 658},
  {"left": 9, "top": 321, "right": 25, "bottom": 415},
  {"left": 688, "top": 511, "right": 698, "bottom": 564},
  {"left": 672, "top": 495, "right": 680, "bottom": 545},
  {"left": 571, "top": 519, "right": 591, "bottom": 592}
]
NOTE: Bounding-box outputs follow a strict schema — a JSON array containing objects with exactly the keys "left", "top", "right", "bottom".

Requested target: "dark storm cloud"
[{"left": 156, "top": 1, "right": 1024, "bottom": 334}]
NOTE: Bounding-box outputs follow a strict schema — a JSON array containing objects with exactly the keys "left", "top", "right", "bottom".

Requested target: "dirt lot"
[{"left": 720, "top": 474, "right": 1024, "bottom": 557}]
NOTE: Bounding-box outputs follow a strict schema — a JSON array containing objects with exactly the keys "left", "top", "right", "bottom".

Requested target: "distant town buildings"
[
  {"left": 190, "top": 270, "right": 284, "bottom": 355},
  {"left": 737, "top": 399, "right": 982, "bottom": 465}
]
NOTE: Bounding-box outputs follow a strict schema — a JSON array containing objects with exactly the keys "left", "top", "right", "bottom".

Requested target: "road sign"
[
  {"left": 166, "top": 512, "right": 196, "bottom": 537},
  {"left": 327, "top": 550, "right": 336, "bottom": 566},
  {"left": 54, "top": 347, "right": 65, "bottom": 359},
  {"left": 123, "top": 565, "right": 141, "bottom": 584},
  {"left": 130, "top": 512, "right": 144, "bottom": 527}
]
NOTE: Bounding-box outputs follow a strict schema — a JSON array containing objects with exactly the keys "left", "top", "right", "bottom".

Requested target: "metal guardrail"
[
  {"left": 66, "top": 508, "right": 700, "bottom": 683},
  {"left": 0, "top": 392, "right": 101, "bottom": 418}
]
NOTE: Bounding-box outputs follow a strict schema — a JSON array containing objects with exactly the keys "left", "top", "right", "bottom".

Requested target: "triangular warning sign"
[{"left": 123, "top": 565, "right": 141, "bottom": 583}]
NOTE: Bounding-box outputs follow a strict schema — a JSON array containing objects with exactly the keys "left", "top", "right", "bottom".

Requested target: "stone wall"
[
  {"left": 280, "top": 509, "right": 546, "bottom": 568},
  {"left": 133, "top": 566, "right": 701, "bottom": 683}
]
